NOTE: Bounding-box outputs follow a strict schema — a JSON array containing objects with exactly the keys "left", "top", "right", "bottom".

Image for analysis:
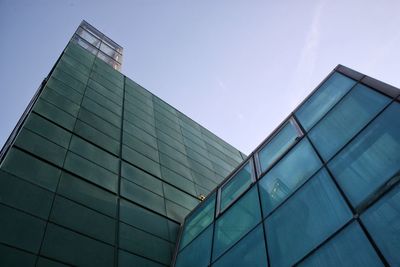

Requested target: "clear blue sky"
[{"left": 1, "top": 0, "right": 400, "bottom": 154}]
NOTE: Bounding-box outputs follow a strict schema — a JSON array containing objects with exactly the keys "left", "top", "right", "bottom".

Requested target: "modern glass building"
[
  {"left": 173, "top": 65, "right": 400, "bottom": 267},
  {"left": 0, "top": 21, "right": 245, "bottom": 266}
]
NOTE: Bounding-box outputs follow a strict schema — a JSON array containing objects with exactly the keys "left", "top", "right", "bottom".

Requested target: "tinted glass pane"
[
  {"left": 119, "top": 222, "right": 172, "bottom": 265},
  {"left": 212, "top": 224, "right": 267, "bottom": 267},
  {"left": 220, "top": 162, "right": 253, "bottom": 211},
  {"left": 299, "top": 221, "right": 383, "bottom": 267},
  {"left": 175, "top": 224, "right": 213, "bottom": 267},
  {"left": 361, "top": 183, "right": 400, "bottom": 266},
  {"left": 0, "top": 244, "right": 36, "bottom": 267},
  {"left": 258, "top": 119, "right": 301, "bottom": 173},
  {"left": 295, "top": 72, "right": 356, "bottom": 131},
  {"left": 309, "top": 84, "right": 390, "bottom": 161},
  {"left": 328, "top": 102, "right": 400, "bottom": 207},
  {"left": 265, "top": 168, "right": 352, "bottom": 267},
  {"left": 259, "top": 138, "right": 322, "bottom": 217},
  {"left": 41, "top": 223, "right": 114, "bottom": 267},
  {"left": 179, "top": 192, "right": 216, "bottom": 250},
  {"left": 213, "top": 186, "right": 261, "bottom": 260}
]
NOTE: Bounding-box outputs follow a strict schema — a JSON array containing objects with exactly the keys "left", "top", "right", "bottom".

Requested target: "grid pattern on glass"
[
  {"left": 213, "top": 186, "right": 261, "bottom": 261},
  {"left": 265, "top": 168, "right": 352, "bottom": 267},
  {"left": 175, "top": 224, "right": 213, "bottom": 267},
  {"left": 298, "top": 222, "right": 383, "bottom": 267},
  {"left": 258, "top": 138, "right": 322, "bottom": 217},
  {"left": 179, "top": 192, "right": 216, "bottom": 251},
  {"left": 0, "top": 41, "right": 245, "bottom": 267},
  {"left": 295, "top": 72, "right": 357, "bottom": 131},
  {"left": 257, "top": 117, "right": 302, "bottom": 174},
  {"left": 309, "top": 83, "right": 391, "bottom": 162},
  {"left": 174, "top": 66, "right": 400, "bottom": 267},
  {"left": 219, "top": 161, "right": 254, "bottom": 212},
  {"left": 328, "top": 102, "right": 400, "bottom": 208},
  {"left": 212, "top": 224, "right": 268, "bottom": 267},
  {"left": 361, "top": 182, "right": 400, "bottom": 266},
  {"left": 71, "top": 20, "right": 123, "bottom": 70}
]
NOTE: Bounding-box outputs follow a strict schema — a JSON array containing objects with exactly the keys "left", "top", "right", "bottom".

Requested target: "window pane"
[
  {"left": 220, "top": 161, "right": 253, "bottom": 211},
  {"left": 77, "top": 27, "right": 101, "bottom": 48},
  {"left": 213, "top": 186, "right": 261, "bottom": 261},
  {"left": 212, "top": 224, "right": 267, "bottom": 267},
  {"left": 175, "top": 224, "right": 213, "bottom": 267},
  {"left": 328, "top": 102, "right": 400, "bottom": 208},
  {"left": 298, "top": 222, "right": 383, "bottom": 267},
  {"left": 265, "top": 168, "right": 352, "bottom": 267},
  {"left": 259, "top": 138, "right": 322, "bottom": 217},
  {"left": 72, "top": 35, "right": 98, "bottom": 56},
  {"left": 179, "top": 192, "right": 216, "bottom": 250},
  {"left": 258, "top": 118, "right": 301, "bottom": 173},
  {"left": 295, "top": 72, "right": 356, "bottom": 131},
  {"left": 309, "top": 84, "right": 390, "bottom": 161},
  {"left": 361, "top": 182, "right": 400, "bottom": 266}
]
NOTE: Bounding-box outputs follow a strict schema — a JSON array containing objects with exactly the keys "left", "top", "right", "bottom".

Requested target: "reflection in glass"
[
  {"left": 220, "top": 162, "right": 253, "bottom": 212},
  {"left": 298, "top": 222, "right": 383, "bottom": 267},
  {"left": 259, "top": 138, "right": 322, "bottom": 217},
  {"left": 213, "top": 187, "right": 261, "bottom": 261},
  {"left": 328, "top": 102, "right": 400, "bottom": 208},
  {"left": 265, "top": 168, "right": 352, "bottom": 267},
  {"left": 309, "top": 84, "right": 390, "bottom": 161},
  {"left": 258, "top": 118, "right": 301, "bottom": 173},
  {"left": 179, "top": 193, "right": 215, "bottom": 251},
  {"left": 212, "top": 225, "right": 267, "bottom": 267},
  {"left": 76, "top": 28, "right": 101, "bottom": 48},
  {"left": 361, "top": 182, "right": 400, "bottom": 266},
  {"left": 72, "top": 35, "right": 98, "bottom": 56},
  {"left": 175, "top": 224, "right": 213, "bottom": 267},
  {"left": 295, "top": 72, "right": 356, "bottom": 131}
]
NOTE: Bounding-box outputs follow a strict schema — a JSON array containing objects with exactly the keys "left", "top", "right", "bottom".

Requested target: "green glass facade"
[
  {"left": 174, "top": 66, "right": 400, "bottom": 267},
  {"left": 0, "top": 22, "right": 244, "bottom": 266}
]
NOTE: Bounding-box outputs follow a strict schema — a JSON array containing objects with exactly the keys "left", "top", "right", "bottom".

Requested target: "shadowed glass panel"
[
  {"left": 328, "top": 102, "right": 400, "bottom": 208},
  {"left": 295, "top": 72, "right": 356, "bottom": 131},
  {"left": 265, "top": 168, "right": 352, "bottom": 267}
]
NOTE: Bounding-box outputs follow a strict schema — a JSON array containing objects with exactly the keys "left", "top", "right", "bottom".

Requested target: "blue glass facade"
[{"left": 174, "top": 66, "right": 400, "bottom": 267}]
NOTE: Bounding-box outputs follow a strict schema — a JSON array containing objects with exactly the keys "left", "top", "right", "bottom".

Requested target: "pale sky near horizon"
[{"left": 1, "top": 0, "right": 400, "bottom": 154}]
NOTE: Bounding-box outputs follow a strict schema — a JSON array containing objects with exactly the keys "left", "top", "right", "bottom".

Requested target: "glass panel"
[
  {"left": 295, "top": 72, "right": 357, "bottom": 131},
  {"left": 41, "top": 223, "right": 114, "bottom": 266},
  {"left": 50, "top": 196, "right": 115, "bottom": 244},
  {"left": 179, "top": 192, "right": 216, "bottom": 250},
  {"left": 0, "top": 244, "right": 36, "bottom": 267},
  {"left": 120, "top": 199, "right": 169, "bottom": 240},
  {"left": 97, "top": 51, "right": 120, "bottom": 70},
  {"left": 77, "top": 27, "right": 101, "bottom": 48},
  {"left": 100, "top": 42, "right": 120, "bottom": 62},
  {"left": 265, "top": 168, "right": 352, "bottom": 267},
  {"left": 175, "top": 224, "right": 213, "bottom": 267},
  {"left": 220, "top": 161, "right": 253, "bottom": 211},
  {"left": 212, "top": 224, "right": 267, "bottom": 267},
  {"left": 259, "top": 138, "right": 322, "bottom": 217},
  {"left": 258, "top": 118, "right": 301, "bottom": 173},
  {"left": 119, "top": 222, "right": 172, "bottom": 265},
  {"left": 213, "top": 186, "right": 261, "bottom": 260},
  {"left": 309, "top": 84, "right": 390, "bottom": 161},
  {"left": 0, "top": 170, "right": 53, "bottom": 219},
  {"left": 361, "top": 182, "right": 400, "bottom": 266},
  {"left": 72, "top": 35, "right": 98, "bottom": 56},
  {"left": 328, "top": 102, "right": 400, "bottom": 208},
  {"left": 298, "top": 222, "right": 383, "bottom": 267},
  {"left": 0, "top": 204, "right": 46, "bottom": 253}
]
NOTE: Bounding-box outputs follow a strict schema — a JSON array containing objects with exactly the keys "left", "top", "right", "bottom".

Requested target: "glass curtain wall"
[{"left": 173, "top": 67, "right": 400, "bottom": 267}]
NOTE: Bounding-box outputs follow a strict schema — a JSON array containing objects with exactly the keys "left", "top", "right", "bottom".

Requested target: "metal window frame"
[
  {"left": 254, "top": 116, "right": 304, "bottom": 179},
  {"left": 216, "top": 157, "right": 257, "bottom": 216}
]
